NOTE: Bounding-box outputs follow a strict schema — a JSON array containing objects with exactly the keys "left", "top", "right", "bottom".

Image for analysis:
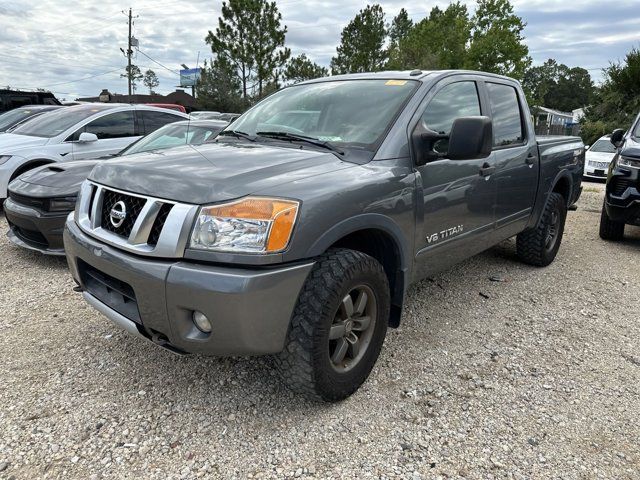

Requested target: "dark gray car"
[
  {"left": 63, "top": 70, "right": 584, "bottom": 401},
  {"left": 4, "top": 119, "right": 227, "bottom": 254}
]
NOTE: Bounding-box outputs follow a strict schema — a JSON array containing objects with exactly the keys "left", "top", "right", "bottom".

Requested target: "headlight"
[
  {"left": 618, "top": 156, "right": 640, "bottom": 168},
  {"left": 0, "top": 155, "right": 12, "bottom": 165},
  {"left": 190, "top": 197, "right": 299, "bottom": 253},
  {"left": 48, "top": 195, "right": 78, "bottom": 212}
]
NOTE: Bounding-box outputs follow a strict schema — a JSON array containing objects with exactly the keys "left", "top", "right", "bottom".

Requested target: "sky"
[{"left": 1, "top": 0, "right": 639, "bottom": 101}]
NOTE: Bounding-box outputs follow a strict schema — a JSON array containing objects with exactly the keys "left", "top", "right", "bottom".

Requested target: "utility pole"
[{"left": 127, "top": 8, "right": 133, "bottom": 98}]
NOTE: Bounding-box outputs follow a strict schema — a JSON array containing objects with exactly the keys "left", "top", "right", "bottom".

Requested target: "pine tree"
[
  {"left": 143, "top": 69, "right": 159, "bottom": 94},
  {"left": 330, "top": 4, "right": 387, "bottom": 74},
  {"left": 205, "top": 0, "right": 289, "bottom": 100},
  {"left": 284, "top": 54, "right": 328, "bottom": 84}
]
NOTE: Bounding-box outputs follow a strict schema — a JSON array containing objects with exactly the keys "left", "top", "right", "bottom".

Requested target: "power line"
[
  {"left": 136, "top": 49, "right": 180, "bottom": 75},
  {"left": 0, "top": 53, "right": 121, "bottom": 74},
  {"left": 41, "top": 69, "right": 123, "bottom": 88}
]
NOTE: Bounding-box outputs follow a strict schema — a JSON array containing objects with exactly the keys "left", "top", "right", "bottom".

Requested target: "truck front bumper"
[
  {"left": 605, "top": 169, "right": 640, "bottom": 226},
  {"left": 64, "top": 218, "right": 314, "bottom": 356}
]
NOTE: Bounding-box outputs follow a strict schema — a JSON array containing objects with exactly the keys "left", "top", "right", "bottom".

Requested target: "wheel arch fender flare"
[
  {"left": 528, "top": 170, "right": 574, "bottom": 230},
  {"left": 306, "top": 213, "right": 410, "bottom": 269}
]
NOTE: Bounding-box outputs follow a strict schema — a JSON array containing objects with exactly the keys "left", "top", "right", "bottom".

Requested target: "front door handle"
[
  {"left": 479, "top": 162, "right": 495, "bottom": 177},
  {"left": 526, "top": 154, "right": 536, "bottom": 165}
]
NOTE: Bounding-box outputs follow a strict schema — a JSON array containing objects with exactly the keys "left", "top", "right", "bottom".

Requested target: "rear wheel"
[
  {"left": 516, "top": 192, "right": 567, "bottom": 267},
  {"left": 599, "top": 200, "right": 625, "bottom": 240},
  {"left": 275, "top": 248, "right": 390, "bottom": 402}
]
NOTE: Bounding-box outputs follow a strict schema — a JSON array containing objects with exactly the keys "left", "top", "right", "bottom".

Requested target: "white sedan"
[
  {"left": 0, "top": 104, "right": 188, "bottom": 199},
  {"left": 584, "top": 135, "right": 617, "bottom": 179}
]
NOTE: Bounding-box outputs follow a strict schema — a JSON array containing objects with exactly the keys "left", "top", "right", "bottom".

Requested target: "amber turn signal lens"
[{"left": 200, "top": 197, "right": 299, "bottom": 253}]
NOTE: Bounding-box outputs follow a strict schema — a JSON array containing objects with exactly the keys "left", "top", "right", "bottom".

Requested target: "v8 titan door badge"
[{"left": 426, "top": 225, "right": 464, "bottom": 244}]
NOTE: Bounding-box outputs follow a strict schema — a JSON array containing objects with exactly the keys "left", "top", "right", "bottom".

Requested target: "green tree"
[
  {"left": 196, "top": 56, "right": 245, "bottom": 113},
  {"left": 388, "top": 8, "right": 413, "bottom": 51},
  {"left": 523, "top": 59, "right": 594, "bottom": 112},
  {"left": 522, "top": 59, "right": 558, "bottom": 107},
  {"left": 284, "top": 54, "right": 328, "bottom": 84},
  {"left": 205, "top": 0, "right": 289, "bottom": 100},
  {"left": 121, "top": 64, "right": 143, "bottom": 93},
  {"left": 388, "top": 2, "right": 470, "bottom": 70},
  {"left": 330, "top": 4, "right": 387, "bottom": 74},
  {"left": 142, "top": 69, "right": 159, "bottom": 94},
  {"left": 465, "top": 0, "right": 531, "bottom": 80},
  {"left": 582, "top": 48, "right": 640, "bottom": 145},
  {"left": 252, "top": 1, "right": 290, "bottom": 95}
]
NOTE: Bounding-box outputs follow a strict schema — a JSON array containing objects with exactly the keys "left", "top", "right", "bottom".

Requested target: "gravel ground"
[{"left": 1, "top": 181, "right": 639, "bottom": 480}]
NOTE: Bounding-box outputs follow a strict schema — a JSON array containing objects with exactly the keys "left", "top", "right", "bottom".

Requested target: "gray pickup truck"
[{"left": 64, "top": 70, "right": 584, "bottom": 401}]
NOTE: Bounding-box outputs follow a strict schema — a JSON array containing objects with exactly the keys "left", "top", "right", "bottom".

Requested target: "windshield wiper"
[
  {"left": 256, "top": 131, "right": 344, "bottom": 155},
  {"left": 217, "top": 130, "right": 256, "bottom": 142}
]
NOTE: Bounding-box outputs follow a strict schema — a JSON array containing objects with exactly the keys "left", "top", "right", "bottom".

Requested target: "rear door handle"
[
  {"left": 479, "top": 162, "right": 495, "bottom": 177},
  {"left": 526, "top": 154, "right": 536, "bottom": 165}
]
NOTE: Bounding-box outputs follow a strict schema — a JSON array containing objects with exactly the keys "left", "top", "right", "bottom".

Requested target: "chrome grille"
[
  {"left": 101, "top": 190, "right": 146, "bottom": 237},
  {"left": 75, "top": 181, "right": 198, "bottom": 258}
]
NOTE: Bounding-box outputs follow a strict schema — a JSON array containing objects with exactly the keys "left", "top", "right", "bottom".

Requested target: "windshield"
[
  {"left": 121, "top": 122, "right": 224, "bottom": 155},
  {"left": 0, "top": 109, "right": 44, "bottom": 132},
  {"left": 11, "top": 105, "right": 113, "bottom": 138},
  {"left": 590, "top": 139, "right": 616, "bottom": 153},
  {"left": 229, "top": 79, "right": 418, "bottom": 151}
]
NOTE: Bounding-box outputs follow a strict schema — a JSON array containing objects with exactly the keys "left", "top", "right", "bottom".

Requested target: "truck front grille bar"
[{"left": 75, "top": 181, "right": 198, "bottom": 258}]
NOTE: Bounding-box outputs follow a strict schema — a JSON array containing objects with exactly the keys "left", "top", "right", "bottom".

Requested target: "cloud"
[{"left": 0, "top": 0, "right": 637, "bottom": 100}]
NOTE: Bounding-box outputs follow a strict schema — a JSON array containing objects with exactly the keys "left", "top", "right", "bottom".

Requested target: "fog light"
[{"left": 192, "top": 311, "right": 212, "bottom": 333}]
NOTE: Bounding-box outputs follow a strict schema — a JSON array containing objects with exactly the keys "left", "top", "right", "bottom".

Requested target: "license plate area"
[{"left": 78, "top": 259, "right": 141, "bottom": 323}]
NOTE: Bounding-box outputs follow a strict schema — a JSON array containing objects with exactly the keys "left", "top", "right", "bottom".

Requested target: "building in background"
[
  {"left": 76, "top": 89, "right": 198, "bottom": 112},
  {"left": 534, "top": 106, "right": 582, "bottom": 136}
]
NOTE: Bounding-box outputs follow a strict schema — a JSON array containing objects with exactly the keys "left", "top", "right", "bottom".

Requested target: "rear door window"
[
  {"left": 486, "top": 83, "right": 525, "bottom": 147},
  {"left": 68, "top": 111, "right": 136, "bottom": 141},
  {"left": 139, "top": 110, "right": 183, "bottom": 135}
]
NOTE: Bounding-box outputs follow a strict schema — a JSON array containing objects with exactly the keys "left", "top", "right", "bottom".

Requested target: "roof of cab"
[{"left": 298, "top": 69, "right": 521, "bottom": 86}]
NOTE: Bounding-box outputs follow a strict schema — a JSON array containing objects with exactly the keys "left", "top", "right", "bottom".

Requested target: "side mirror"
[
  {"left": 610, "top": 129, "right": 625, "bottom": 148},
  {"left": 78, "top": 132, "right": 98, "bottom": 143},
  {"left": 448, "top": 116, "right": 493, "bottom": 160}
]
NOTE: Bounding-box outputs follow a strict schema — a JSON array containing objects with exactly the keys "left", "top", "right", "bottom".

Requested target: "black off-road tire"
[
  {"left": 275, "top": 248, "right": 390, "bottom": 402},
  {"left": 599, "top": 200, "right": 625, "bottom": 241},
  {"left": 516, "top": 192, "right": 567, "bottom": 267}
]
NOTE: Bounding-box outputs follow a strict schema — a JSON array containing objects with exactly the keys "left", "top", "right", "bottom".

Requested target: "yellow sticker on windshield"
[{"left": 385, "top": 80, "right": 407, "bottom": 86}]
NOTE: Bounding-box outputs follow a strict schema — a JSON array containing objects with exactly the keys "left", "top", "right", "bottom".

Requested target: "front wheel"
[
  {"left": 599, "top": 200, "right": 625, "bottom": 241},
  {"left": 516, "top": 192, "right": 567, "bottom": 267},
  {"left": 275, "top": 249, "right": 390, "bottom": 402}
]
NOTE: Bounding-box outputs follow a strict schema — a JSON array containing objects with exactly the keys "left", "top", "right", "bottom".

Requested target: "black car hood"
[
  {"left": 11, "top": 160, "right": 101, "bottom": 197},
  {"left": 89, "top": 142, "right": 357, "bottom": 204}
]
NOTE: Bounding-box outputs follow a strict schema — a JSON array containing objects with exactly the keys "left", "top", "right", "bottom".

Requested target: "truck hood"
[
  {"left": 0, "top": 133, "right": 49, "bottom": 153},
  {"left": 89, "top": 142, "right": 357, "bottom": 204},
  {"left": 14, "top": 160, "right": 100, "bottom": 197}
]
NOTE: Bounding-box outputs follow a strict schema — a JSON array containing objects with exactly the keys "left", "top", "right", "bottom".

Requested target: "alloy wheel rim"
[
  {"left": 328, "top": 284, "right": 377, "bottom": 373},
  {"left": 545, "top": 209, "right": 560, "bottom": 251}
]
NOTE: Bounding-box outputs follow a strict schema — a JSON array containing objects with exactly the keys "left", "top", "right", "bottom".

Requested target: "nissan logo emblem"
[{"left": 109, "top": 200, "right": 127, "bottom": 228}]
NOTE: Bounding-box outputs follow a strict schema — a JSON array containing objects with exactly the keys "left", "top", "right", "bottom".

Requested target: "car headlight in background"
[
  {"left": 190, "top": 197, "right": 299, "bottom": 253},
  {"left": 48, "top": 195, "right": 78, "bottom": 212},
  {"left": 0, "top": 155, "right": 12, "bottom": 165},
  {"left": 618, "top": 156, "right": 640, "bottom": 169}
]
